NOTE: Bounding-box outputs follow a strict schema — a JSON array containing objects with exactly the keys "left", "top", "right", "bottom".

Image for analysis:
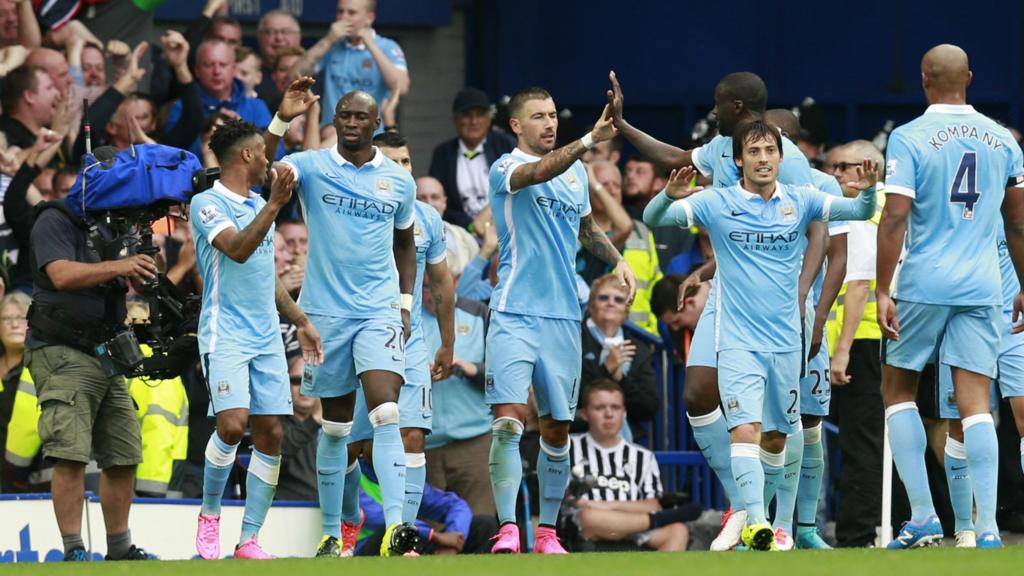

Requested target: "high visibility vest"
[
  {"left": 826, "top": 192, "right": 885, "bottom": 354},
  {"left": 4, "top": 368, "right": 40, "bottom": 469},
  {"left": 129, "top": 356, "right": 189, "bottom": 494},
  {"left": 623, "top": 220, "right": 663, "bottom": 335}
]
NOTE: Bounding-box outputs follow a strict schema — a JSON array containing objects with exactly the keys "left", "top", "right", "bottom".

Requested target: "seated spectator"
[
  {"left": 579, "top": 275, "right": 658, "bottom": 440},
  {"left": 0, "top": 292, "right": 29, "bottom": 463},
  {"left": 428, "top": 88, "right": 514, "bottom": 227},
  {"left": 566, "top": 379, "right": 694, "bottom": 552},
  {"left": 415, "top": 175, "right": 479, "bottom": 269},
  {"left": 293, "top": 0, "right": 409, "bottom": 128},
  {"left": 422, "top": 253, "right": 494, "bottom": 515},
  {"left": 255, "top": 9, "right": 302, "bottom": 104},
  {"left": 277, "top": 358, "right": 321, "bottom": 502},
  {"left": 166, "top": 39, "right": 273, "bottom": 156},
  {"left": 235, "top": 46, "right": 261, "bottom": 99},
  {"left": 354, "top": 456, "right": 499, "bottom": 555}
]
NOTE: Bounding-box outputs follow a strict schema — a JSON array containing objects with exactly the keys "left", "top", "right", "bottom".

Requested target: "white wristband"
[
  {"left": 268, "top": 114, "right": 290, "bottom": 137},
  {"left": 581, "top": 132, "right": 595, "bottom": 150},
  {"left": 400, "top": 293, "right": 414, "bottom": 312}
]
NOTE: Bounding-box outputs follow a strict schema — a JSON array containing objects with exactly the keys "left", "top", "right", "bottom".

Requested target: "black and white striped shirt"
[{"left": 569, "top": 433, "right": 662, "bottom": 502}]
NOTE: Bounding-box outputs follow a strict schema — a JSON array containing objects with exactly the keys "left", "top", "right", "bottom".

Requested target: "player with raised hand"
[
  {"left": 487, "top": 87, "right": 636, "bottom": 554},
  {"left": 267, "top": 88, "right": 420, "bottom": 557},
  {"left": 645, "top": 120, "right": 878, "bottom": 551},
  {"left": 876, "top": 44, "right": 1024, "bottom": 550},
  {"left": 191, "top": 110, "right": 323, "bottom": 559},
  {"left": 608, "top": 71, "right": 826, "bottom": 551}
]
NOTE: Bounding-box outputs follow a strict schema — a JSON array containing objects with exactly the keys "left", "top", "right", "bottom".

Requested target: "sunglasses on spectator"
[
  {"left": 830, "top": 161, "right": 863, "bottom": 172},
  {"left": 596, "top": 294, "right": 627, "bottom": 305}
]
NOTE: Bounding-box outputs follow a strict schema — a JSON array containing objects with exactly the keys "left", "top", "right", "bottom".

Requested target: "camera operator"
[{"left": 26, "top": 167, "right": 160, "bottom": 561}]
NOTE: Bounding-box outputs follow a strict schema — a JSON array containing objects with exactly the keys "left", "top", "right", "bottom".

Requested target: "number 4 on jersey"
[{"left": 949, "top": 152, "right": 979, "bottom": 219}]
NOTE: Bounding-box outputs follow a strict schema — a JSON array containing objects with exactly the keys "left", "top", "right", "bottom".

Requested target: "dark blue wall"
[{"left": 469, "top": 0, "right": 1023, "bottom": 146}]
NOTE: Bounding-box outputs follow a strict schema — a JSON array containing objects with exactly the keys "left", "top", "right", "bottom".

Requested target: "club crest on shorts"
[
  {"left": 457, "top": 323, "right": 470, "bottom": 335},
  {"left": 217, "top": 381, "right": 230, "bottom": 397},
  {"left": 485, "top": 374, "right": 495, "bottom": 392}
]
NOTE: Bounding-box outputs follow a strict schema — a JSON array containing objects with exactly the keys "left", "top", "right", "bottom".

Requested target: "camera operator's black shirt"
[{"left": 27, "top": 208, "right": 126, "bottom": 349}]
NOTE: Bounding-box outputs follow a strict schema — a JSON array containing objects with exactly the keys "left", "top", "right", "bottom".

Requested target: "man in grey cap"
[{"left": 428, "top": 87, "right": 515, "bottom": 227}]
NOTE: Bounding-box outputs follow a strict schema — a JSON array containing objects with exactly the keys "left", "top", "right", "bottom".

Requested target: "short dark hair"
[
  {"left": 650, "top": 274, "right": 685, "bottom": 318},
  {"left": 581, "top": 378, "right": 623, "bottom": 408},
  {"left": 625, "top": 154, "right": 655, "bottom": 167},
  {"left": 372, "top": 131, "right": 407, "bottom": 149},
  {"left": 272, "top": 46, "right": 305, "bottom": 72},
  {"left": 716, "top": 72, "right": 768, "bottom": 114},
  {"left": 209, "top": 118, "right": 262, "bottom": 163},
  {"left": 508, "top": 86, "right": 552, "bottom": 118},
  {"left": 209, "top": 14, "right": 241, "bottom": 32},
  {"left": 0, "top": 65, "right": 43, "bottom": 113},
  {"left": 732, "top": 119, "right": 784, "bottom": 161}
]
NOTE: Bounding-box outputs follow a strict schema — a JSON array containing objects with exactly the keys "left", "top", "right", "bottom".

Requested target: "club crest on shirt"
[
  {"left": 779, "top": 204, "right": 796, "bottom": 222},
  {"left": 496, "top": 157, "right": 516, "bottom": 174},
  {"left": 886, "top": 159, "right": 898, "bottom": 179},
  {"left": 375, "top": 178, "right": 393, "bottom": 197},
  {"left": 726, "top": 397, "right": 740, "bottom": 413},
  {"left": 413, "top": 224, "right": 424, "bottom": 237},
  {"left": 566, "top": 173, "right": 581, "bottom": 192},
  {"left": 362, "top": 58, "right": 372, "bottom": 70},
  {"left": 199, "top": 205, "right": 219, "bottom": 225},
  {"left": 457, "top": 323, "right": 470, "bottom": 335}
]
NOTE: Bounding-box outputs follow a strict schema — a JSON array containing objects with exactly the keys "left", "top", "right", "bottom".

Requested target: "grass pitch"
[{"left": 4, "top": 547, "right": 1024, "bottom": 576}]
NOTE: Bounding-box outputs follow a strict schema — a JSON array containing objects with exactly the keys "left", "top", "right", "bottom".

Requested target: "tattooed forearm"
[
  {"left": 275, "top": 277, "right": 304, "bottom": 324},
  {"left": 509, "top": 139, "right": 588, "bottom": 191},
  {"left": 578, "top": 214, "right": 624, "bottom": 266}
]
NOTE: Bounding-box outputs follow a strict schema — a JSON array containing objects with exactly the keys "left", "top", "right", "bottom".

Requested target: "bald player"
[{"left": 878, "top": 44, "right": 1024, "bottom": 549}]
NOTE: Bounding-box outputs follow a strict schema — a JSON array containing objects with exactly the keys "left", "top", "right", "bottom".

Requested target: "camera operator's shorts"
[
  {"left": 27, "top": 345, "right": 142, "bottom": 468},
  {"left": 201, "top": 348, "right": 291, "bottom": 416},
  {"left": 687, "top": 299, "right": 716, "bottom": 369},
  {"left": 882, "top": 301, "right": 1001, "bottom": 378},
  {"left": 351, "top": 330, "right": 432, "bottom": 441},
  {"left": 718, "top": 349, "right": 801, "bottom": 435},
  {"left": 484, "top": 311, "right": 582, "bottom": 422},
  {"left": 301, "top": 314, "right": 405, "bottom": 399},
  {"left": 800, "top": 330, "right": 831, "bottom": 416}
]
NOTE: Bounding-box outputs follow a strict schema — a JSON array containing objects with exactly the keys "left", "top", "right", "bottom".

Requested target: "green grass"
[{"left": 5, "top": 547, "right": 1024, "bottom": 576}]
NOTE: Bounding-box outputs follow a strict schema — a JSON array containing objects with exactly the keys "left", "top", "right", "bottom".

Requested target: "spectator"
[
  {"left": 428, "top": 88, "right": 515, "bottom": 227},
  {"left": 264, "top": 45, "right": 305, "bottom": 110},
  {"left": 0, "top": 0, "right": 40, "bottom": 49},
  {"left": 235, "top": 46, "right": 261, "bottom": 99},
  {"left": 566, "top": 379, "right": 693, "bottom": 552},
  {"left": 103, "top": 94, "right": 156, "bottom": 150},
  {"left": 415, "top": 175, "right": 479, "bottom": 270},
  {"left": 579, "top": 274, "right": 658, "bottom": 440},
  {"left": 583, "top": 134, "right": 622, "bottom": 166},
  {"left": 79, "top": 44, "right": 105, "bottom": 87},
  {"left": 354, "top": 457, "right": 499, "bottom": 555},
  {"left": 48, "top": 164, "right": 76, "bottom": 201},
  {"left": 824, "top": 140, "right": 888, "bottom": 547},
  {"left": 256, "top": 9, "right": 302, "bottom": 103},
  {"left": 277, "top": 358, "right": 321, "bottom": 502},
  {"left": 0, "top": 292, "right": 28, "bottom": 459},
  {"left": 166, "top": 39, "right": 273, "bottom": 155},
  {"left": 204, "top": 14, "right": 241, "bottom": 46},
  {"left": 276, "top": 230, "right": 303, "bottom": 298},
  {"left": 278, "top": 219, "right": 309, "bottom": 258},
  {"left": 622, "top": 155, "right": 657, "bottom": 220},
  {"left": 0, "top": 65, "right": 61, "bottom": 150},
  {"left": 423, "top": 254, "right": 494, "bottom": 515},
  {"left": 455, "top": 217, "right": 497, "bottom": 302},
  {"left": 294, "top": 0, "right": 409, "bottom": 128}
]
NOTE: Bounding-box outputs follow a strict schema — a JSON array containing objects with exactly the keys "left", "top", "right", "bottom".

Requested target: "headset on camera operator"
[{"left": 24, "top": 149, "right": 161, "bottom": 560}]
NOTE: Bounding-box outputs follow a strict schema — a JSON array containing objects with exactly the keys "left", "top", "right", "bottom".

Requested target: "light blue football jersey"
[
  {"left": 190, "top": 182, "right": 280, "bottom": 354},
  {"left": 412, "top": 200, "right": 447, "bottom": 333},
  {"left": 809, "top": 168, "right": 848, "bottom": 306},
  {"left": 692, "top": 133, "right": 815, "bottom": 188},
  {"left": 318, "top": 32, "right": 407, "bottom": 127},
  {"left": 282, "top": 146, "right": 416, "bottom": 320},
  {"left": 997, "top": 228, "right": 1019, "bottom": 318},
  {"left": 488, "top": 148, "right": 591, "bottom": 321},
  {"left": 657, "top": 183, "right": 873, "bottom": 351},
  {"left": 886, "top": 104, "right": 1024, "bottom": 306}
]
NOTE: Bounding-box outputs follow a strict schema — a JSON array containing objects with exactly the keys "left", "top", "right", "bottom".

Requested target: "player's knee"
[
  {"left": 253, "top": 418, "right": 284, "bottom": 453},
  {"left": 401, "top": 428, "right": 426, "bottom": 452},
  {"left": 492, "top": 416, "right": 524, "bottom": 437},
  {"left": 803, "top": 422, "right": 823, "bottom": 445},
  {"left": 369, "top": 402, "right": 400, "bottom": 428},
  {"left": 322, "top": 419, "right": 353, "bottom": 439},
  {"left": 761, "top": 431, "right": 787, "bottom": 453},
  {"left": 683, "top": 368, "right": 718, "bottom": 414},
  {"left": 729, "top": 423, "right": 758, "bottom": 444},
  {"left": 216, "top": 418, "right": 246, "bottom": 446},
  {"left": 801, "top": 414, "right": 822, "bottom": 429}
]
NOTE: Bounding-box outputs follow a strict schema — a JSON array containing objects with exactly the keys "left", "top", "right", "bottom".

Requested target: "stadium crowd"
[{"left": 1, "top": 0, "right": 1024, "bottom": 560}]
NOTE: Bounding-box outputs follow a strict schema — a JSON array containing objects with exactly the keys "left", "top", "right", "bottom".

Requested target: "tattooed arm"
[
  {"left": 508, "top": 105, "right": 617, "bottom": 192},
  {"left": 579, "top": 213, "right": 637, "bottom": 303}
]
